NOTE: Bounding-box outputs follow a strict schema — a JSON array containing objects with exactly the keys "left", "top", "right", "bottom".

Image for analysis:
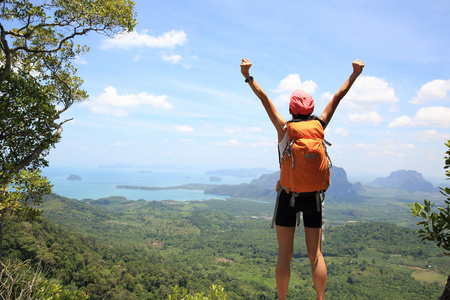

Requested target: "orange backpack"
[{"left": 279, "top": 119, "right": 331, "bottom": 193}]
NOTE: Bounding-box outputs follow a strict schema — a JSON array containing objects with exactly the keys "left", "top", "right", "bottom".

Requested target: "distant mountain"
[
  {"left": 371, "top": 170, "right": 437, "bottom": 193},
  {"left": 204, "top": 166, "right": 361, "bottom": 201},
  {"left": 327, "top": 167, "right": 361, "bottom": 201},
  {"left": 205, "top": 168, "right": 274, "bottom": 178}
]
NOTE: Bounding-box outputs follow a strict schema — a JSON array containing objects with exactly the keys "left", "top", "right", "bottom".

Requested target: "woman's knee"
[
  {"left": 276, "top": 225, "right": 296, "bottom": 262},
  {"left": 307, "top": 249, "right": 323, "bottom": 262},
  {"left": 278, "top": 248, "right": 294, "bottom": 261}
]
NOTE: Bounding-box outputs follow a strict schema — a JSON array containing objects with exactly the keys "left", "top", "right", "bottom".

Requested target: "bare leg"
[
  {"left": 305, "top": 227, "right": 327, "bottom": 300},
  {"left": 276, "top": 225, "right": 296, "bottom": 300}
]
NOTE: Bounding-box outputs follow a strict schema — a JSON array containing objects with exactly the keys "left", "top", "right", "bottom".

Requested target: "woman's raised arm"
[
  {"left": 319, "top": 59, "right": 365, "bottom": 128},
  {"left": 240, "top": 58, "right": 286, "bottom": 142}
]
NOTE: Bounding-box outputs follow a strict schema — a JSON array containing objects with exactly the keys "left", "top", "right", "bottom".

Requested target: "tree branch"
[
  {"left": 0, "top": 23, "right": 12, "bottom": 83},
  {"left": 11, "top": 26, "right": 91, "bottom": 55},
  {"left": 13, "top": 123, "right": 67, "bottom": 172}
]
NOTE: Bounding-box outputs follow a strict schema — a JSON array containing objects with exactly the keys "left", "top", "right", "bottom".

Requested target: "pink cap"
[{"left": 289, "top": 89, "right": 314, "bottom": 115}]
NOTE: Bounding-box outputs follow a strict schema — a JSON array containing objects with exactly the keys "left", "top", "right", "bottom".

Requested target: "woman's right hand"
[
  {"left": 240, "top": 58, "right": 252, "bottom": 78},
  {"left": 352, "top": 59, "right": 365, "bottom": 75}
]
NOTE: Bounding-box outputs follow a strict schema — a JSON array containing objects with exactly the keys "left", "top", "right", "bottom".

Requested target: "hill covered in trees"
[{"left": 3, "top": 193, "right": 447, "bottom": 299}]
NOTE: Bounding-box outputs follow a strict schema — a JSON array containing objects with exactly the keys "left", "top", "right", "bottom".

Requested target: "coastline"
[{"left": 42, "top": 166, "right": 254, "bottom": 201}]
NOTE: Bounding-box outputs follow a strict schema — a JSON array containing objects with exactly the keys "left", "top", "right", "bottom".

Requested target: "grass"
[{"left": 411, "top": 270, "right": 447, "bottom": 286}]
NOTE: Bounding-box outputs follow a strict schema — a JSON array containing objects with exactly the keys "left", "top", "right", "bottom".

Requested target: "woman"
[{"left": 240, "top": 58, "right": 364, "bottom": 300}]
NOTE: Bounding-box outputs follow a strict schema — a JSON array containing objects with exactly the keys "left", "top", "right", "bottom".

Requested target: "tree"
[
  {"left": 167, "top": 284, "right": 228, "bottom": 300},
  {"left": 0, "top": 258, "right": 89, "bottom": 299},
  {"left": 409, "top": 140, "right": 450, "bottom": 300},
  {"left": 0, "top": 0, "right": 137, "bottom": 264}
]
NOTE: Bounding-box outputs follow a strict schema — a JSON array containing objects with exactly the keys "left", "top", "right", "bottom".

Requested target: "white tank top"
[{"left": 278, "top": 125, "right": 288, "bottom": 165}]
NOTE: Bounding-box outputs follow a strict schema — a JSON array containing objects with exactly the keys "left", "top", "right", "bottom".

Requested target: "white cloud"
[
  {"left": 180, "top": 138, "right": 194, "bottom": 142},
  {"left": 211, "top": 139, "right": 243, "bottom": 146},
  {"left": 274, "top": 74, "right": 318, "bottom": 105},
  {"left": 83, "top": 86, "right": 172, "bottom": 117},
  {"left": 334, "top": 127, "right": 349, "bottom": 136},
  {"left": 358, "top": 139, "right": 416, "bottom": 157},
  {"left": 74, "top": 56, "right": 88, "bottom": 65},
  {"left": 248, "top": 142, "right": 273, "bottom": 147},
  {"left": 344, "top": 76, "right": 398, "bottom": 110},
  {"left": 320, "top": 92, "right": 333, "bottom": 102},
  {"left": 277, "top": 74, "right": 318, "bottom": 94},
  {"left": 411, "top": 129, "right": 450, "bottom": 143},
  {"left": 357, "top": 143, "right": 377, "bottom": 150},
  {"left": 175, "top": 125, "right": 194, "bottom": 132},
  {"left": 223, "top": 127, "right": 241, "bottom": 134},
  {"left": 411, "top": 79, "right": 450, "bottom": 104},
  {"left": 324, "top": 76, "right": 397, "bottom": 127},
  {"left": 398, "top": 142, "right": 416, "bottom": 149},
  {"left": 387, "top": 116, "right": 412, "bottom": 128},
  {"left": 223, "top": 127, "right": 261, "bottom": 135},
  {"left": 133, "top": 55, "right": 141, "bottom": 62},
  {"left": 388, "top": 106, "right": 450, "bottom": 128},
  {"left": 247, "top": 127, "right": 262, "bottom": 133},
  {"left": 161, "top": 53, "right": 183, "bottom": 64},
  {"left": 101, "top": 29, "right": 187, "bottom": 50},
  {"left": 413, "top": 106, "right": 450, "bottom": 128},
  {"left": 348, "top": 112, "right": 383, "bottom": 125},
  {"left": 180, "top": 55, "right": 199, "bottom": 69}
]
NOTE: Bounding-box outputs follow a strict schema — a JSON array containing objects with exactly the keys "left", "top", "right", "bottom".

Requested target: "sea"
[{"left": 41, "top": 166, "right": 255, "bottom": 202}]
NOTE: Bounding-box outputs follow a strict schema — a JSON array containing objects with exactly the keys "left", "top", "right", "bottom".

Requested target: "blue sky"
[{"left": 47, "top": 0, "right": 450, "bottom": 183}]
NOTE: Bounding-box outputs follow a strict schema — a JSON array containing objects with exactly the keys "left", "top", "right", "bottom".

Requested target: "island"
[{"left": 67, "top": 174, "right": 81, "bottom": 181}]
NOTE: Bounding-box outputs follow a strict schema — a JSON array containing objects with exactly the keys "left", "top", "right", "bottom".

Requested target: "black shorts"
[{"left": 275, "top": 189, "right": 323, "bottom": 228}]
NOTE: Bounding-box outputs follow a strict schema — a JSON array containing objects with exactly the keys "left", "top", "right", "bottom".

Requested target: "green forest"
[{"left": 2, "top": 191, "right": 448, "bottom": 299}]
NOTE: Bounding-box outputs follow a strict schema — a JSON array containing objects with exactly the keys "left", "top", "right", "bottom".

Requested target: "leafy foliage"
[
  {"left": 0, "top": 0, "right": 136, "bottom": 176},
  {"left": 0, "top": 72, "right": 60, "bottom": 174},
  {"left": 0, "top": 258, "right": 88, "bottom": 300},
  {"left": 0, "top": 169, "right": 52, "bottom": 220},
  {"left": 0, "top": 0, "right": 137, "bottom": 263},
  {"left": 0, "top": 72, "right": 54, "bottom": 230},
  {"left": 167, "top": 285, "right": 228, "bottom": 300},
  {"left": 409, "top": 140, "right": 450, "bottom": 255}
]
